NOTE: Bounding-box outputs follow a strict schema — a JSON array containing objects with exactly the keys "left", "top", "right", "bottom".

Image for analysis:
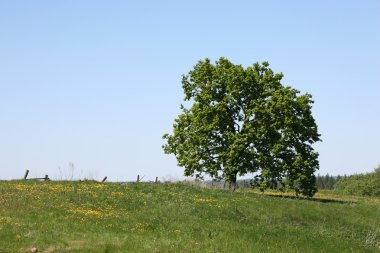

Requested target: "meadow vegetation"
[{"left": 0, "top": 180, "right": 379, "bottom": 252}]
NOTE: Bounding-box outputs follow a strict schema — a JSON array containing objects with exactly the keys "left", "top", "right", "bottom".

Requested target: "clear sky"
[{"left": 1, "top": 1, "right": 379, "bottom": 181}]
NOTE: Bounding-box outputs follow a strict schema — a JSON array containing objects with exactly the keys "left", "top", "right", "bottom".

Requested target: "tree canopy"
[{"left": 163, "top": 58, "right": 321, "bottom": 197}]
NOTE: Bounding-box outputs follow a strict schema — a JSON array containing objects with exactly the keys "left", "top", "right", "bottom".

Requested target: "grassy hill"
[{"left": 0, "top": 180, "right": 379, "bottom": 253}]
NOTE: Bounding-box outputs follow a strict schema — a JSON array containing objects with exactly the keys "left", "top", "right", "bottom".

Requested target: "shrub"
[{"left": 335, "top": 166, "right": 380, "bottom": 197}]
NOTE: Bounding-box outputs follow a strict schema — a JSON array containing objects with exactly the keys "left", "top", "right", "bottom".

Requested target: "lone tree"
[{"left": 163, "top": 58, "right": 321, "bottom": 197}]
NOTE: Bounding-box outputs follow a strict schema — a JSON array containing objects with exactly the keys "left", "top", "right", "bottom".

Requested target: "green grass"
[{"left": 0, "top": 180, "right": 379, "bottom": 253}]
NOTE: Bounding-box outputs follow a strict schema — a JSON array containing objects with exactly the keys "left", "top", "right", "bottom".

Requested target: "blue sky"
[{"left": 1, "top": 1, "right": 379, "bottom": 180}]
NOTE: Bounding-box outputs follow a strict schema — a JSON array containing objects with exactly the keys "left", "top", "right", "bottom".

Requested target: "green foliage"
[
  {"left": 335, "top": 166, "right": 380, "bottom": 197},
  {"left": 316, "top": 174, "right": 343, "bottom": 189},
  {"left": 163, "top": 58, "right": 321, "bottom": 196},
  {"left": 0, "top": 181, "right": 380, "bottom": 252}
]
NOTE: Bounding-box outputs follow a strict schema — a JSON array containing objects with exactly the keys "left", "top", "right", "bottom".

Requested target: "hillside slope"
[{"left": 0, "top": 181, "right": 379, "bottom": 252}]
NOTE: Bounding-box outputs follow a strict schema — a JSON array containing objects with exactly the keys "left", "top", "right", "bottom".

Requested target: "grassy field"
[{"left": 0, "top": 180, "right": 379, "bottom": 253}]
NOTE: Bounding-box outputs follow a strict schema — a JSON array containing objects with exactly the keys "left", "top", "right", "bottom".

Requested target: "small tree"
[{"left": 163, "top": 58, "right": 321, "bottom": 197}]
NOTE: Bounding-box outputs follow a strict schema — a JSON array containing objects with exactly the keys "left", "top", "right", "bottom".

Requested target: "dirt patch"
[{"left": 21, "top": 240, "right": 86, "bottom": 253}]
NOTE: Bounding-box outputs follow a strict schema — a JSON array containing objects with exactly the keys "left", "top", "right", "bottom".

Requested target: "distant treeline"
[
  {"left": 193, "top": 166, "right": 380, "bottom": 197},
  {"left": 315, "top": 174, "right": 344, "bottom": 190},
  {"left": 197, "top": 175, "right": 345, "bottom": 190}
]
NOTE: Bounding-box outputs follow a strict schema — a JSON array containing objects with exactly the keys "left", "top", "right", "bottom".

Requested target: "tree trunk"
[
  {"left": 228, "top": 173, "right": 238, "bottom": 191},
  {"left": 229, "top": 180, "right": 236, "bottom": 191}
]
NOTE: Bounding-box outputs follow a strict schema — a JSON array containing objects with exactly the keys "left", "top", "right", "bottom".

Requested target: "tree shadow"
[{"left": 263, "top": 193, "right": 356, "bottom": 204}]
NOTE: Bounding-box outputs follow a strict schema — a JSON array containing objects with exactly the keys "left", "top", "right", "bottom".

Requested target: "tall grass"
[{"left": 0, "top": 180, "right": 379, "bottom": 252}]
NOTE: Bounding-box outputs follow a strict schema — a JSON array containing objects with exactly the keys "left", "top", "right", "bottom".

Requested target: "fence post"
[
  {"left": 137, "top": 175, "right": 140, "bottom": 182},
  {"left": 24, "top": 170, "right": 29, "bottom": 180},
  {"left": 155, "top": 177, "right": 158, "bottom": 183},
  {"left": 102, "top": 176, "right": 107, "bottom": 182}
]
